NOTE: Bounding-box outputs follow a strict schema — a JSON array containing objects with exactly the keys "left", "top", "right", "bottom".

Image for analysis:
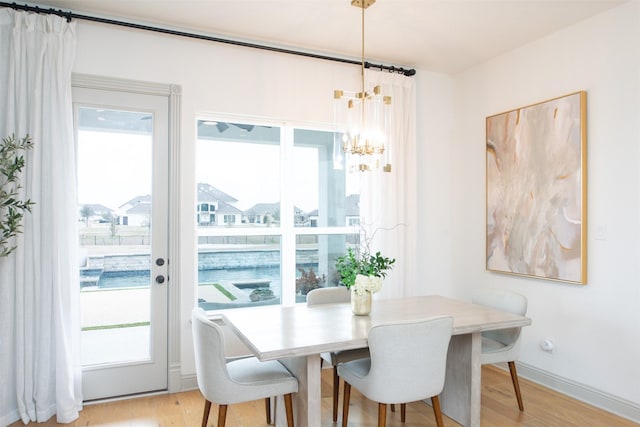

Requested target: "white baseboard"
[
  {"left": 181, "top": 373, "right": 198, "bottom": 392},
  {"left": 168, "top": 363, "right": 182, "bottom": 393},
  {"left": 515, "top": 362, "right": 640, "bottom": 423}
]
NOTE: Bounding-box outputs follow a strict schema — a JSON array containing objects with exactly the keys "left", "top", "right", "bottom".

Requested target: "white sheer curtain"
[
  {"left": 0, "top": 9, "right": 81, "bottom": 425},
  {"left": 360, "top": 70, "right": 417, "bottom": 299}
]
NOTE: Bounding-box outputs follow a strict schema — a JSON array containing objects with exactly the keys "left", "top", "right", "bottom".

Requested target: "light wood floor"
[{"left": 10, "top": 365, "right": 638, "bottom": 426}]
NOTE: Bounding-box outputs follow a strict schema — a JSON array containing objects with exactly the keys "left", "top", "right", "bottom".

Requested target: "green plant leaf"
[{"left": 0, "top": 134, "right": 34, "bottom": 257}]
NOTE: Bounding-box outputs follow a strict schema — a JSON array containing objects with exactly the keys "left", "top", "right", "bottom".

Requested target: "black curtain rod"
[{"left": 1, "top": 1, "right": 417, "bottom": 77}]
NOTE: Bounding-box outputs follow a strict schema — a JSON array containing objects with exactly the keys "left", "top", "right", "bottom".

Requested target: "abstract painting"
[{"left": 486, "top": 92, "right": 587, "bottom": 284}]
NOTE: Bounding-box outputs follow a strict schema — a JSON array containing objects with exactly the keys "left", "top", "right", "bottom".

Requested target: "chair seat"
[
  {"left": 321, "top": 347, "right": 370, "bottom": 366},
  {"left": 337, "top": 357, "right": 371, "bottom": 379},
  {"left": 225, "top": 357, "right": 299, "bottom": 404},
  {"left": 481, "top": 335, "right": 518, "bottom": 365},
  {"left": 481, "top": 336, "right": 506, "bottom": 353}
]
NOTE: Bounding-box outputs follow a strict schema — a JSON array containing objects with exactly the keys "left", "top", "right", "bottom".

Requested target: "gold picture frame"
[{"left": 486, "top": 91, "right": 587, "bottom": 284}]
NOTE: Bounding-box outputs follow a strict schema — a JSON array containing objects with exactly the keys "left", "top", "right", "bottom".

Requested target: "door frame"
[{"left": 72, "top": 73, "right": 182, "bottom": 396}]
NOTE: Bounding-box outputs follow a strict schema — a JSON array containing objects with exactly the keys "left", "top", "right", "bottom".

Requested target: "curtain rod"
[{"left": 1, "top": 1, "right": 417, "bottom": 77}]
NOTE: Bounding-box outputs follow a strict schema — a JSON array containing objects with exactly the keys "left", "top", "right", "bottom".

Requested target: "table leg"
[
  {"left": 439, "top": 332, "right": 482, "bottom": 427},
  {"left": 277, "top": 354, "right": 322, "bottom": 427}
]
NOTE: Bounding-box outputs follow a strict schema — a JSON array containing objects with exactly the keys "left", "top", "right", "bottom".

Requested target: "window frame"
[{"left": 195, "top": 115, "right": 359, "bottom": 308}]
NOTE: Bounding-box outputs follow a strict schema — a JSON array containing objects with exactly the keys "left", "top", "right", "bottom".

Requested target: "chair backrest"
[
  {"left": 306, "top": 286, "right": 350, "bottom": 306},
  {"left": 364, "top": 316, "right": 453, "bottom": 404},
  {"left": 472, "top": 288, "right": 527, "bottom": 346},
  {"left": 191, "top": 308, "right": 235, "bottom": 402}
]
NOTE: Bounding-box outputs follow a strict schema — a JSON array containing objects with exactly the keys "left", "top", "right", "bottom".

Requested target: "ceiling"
[{"left": 20, "top": 0, "right": 626, "bottom": 74}]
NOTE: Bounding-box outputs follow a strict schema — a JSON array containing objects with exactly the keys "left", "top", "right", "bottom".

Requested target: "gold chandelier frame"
[{"left": 333, "top": 0, "right": 392, "bottom": 172}]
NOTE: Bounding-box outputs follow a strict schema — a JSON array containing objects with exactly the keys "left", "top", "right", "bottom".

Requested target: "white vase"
[{"left": 351, "top": 289, "right": 372, "bottom": 316}]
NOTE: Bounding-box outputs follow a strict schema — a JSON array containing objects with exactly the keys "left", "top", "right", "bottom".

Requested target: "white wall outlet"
[{"left": 540, "top": 339, "right": 555, "bottom": 353}]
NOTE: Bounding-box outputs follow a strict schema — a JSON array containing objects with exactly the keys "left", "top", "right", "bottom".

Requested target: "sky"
[
  {"left": 77, "top": 130, "right": 323, "bottom": 213},
  {"left": 196, "top": 139, "right": 324, "bottom": 212},
  {"left": 77, "top": 130, "right": 152, "bottom": 210}
]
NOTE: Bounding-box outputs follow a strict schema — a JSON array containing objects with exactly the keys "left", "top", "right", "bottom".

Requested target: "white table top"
[{"left": 222, "top": 295, "right": 532, "bottom": 361}]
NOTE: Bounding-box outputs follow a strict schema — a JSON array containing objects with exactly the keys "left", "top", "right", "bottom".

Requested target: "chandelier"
[{"left": 333, "top": 0, "right": 392, "bottom": 173}]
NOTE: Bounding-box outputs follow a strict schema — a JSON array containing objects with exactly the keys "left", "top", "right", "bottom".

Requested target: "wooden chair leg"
[
  {"left": 378, "top": 402, "right": 387, "bottom": 427},
  {"left": 333, "top": 366, "right": 340, "bottom": 422},
  {"left": 390, "top": 403, "right": 395, "bottom": 412},
  {"left": 400, "top": 403, "right": 406, "bottom": 422},
  {"left": 508, "top": 361, "right": 525, "bottom": 411},
  {"left": 201, "top": 400, "right": 212, "bottom": 427},
  {"left": 217, "top": 404, "right": 228, "bottom": 427},
  {"left": 265, "top": 397, "right": 271, "bottom": 424},
  {"left": 342, "top": 382, "right": 352, "bottom": 427},
  {"left": 284, "top": 393, "right": 295, "bottom": 427},
  {"left": 431, "top": 396, "right": 444, "bottom": 427}
]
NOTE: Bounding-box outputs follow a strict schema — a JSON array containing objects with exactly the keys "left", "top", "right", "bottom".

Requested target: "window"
[{"left": 196, "top": 119, "right": 360, "bottom": 309}]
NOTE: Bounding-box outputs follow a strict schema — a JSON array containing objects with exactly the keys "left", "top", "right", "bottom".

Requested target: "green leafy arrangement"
[
  {"left": 0, "top": 134, "right": 34, "bottom": 257},
  {"left": 335, "top": 246, "right": 395, "bottom": 289}
]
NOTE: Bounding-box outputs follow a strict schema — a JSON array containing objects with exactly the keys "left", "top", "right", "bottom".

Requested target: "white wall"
[
  {"left": 415, "top": 70, "right": 456, "bottom": 297},
  {"left": 441, "top": 0, "right": 640, "bottom": 413}
]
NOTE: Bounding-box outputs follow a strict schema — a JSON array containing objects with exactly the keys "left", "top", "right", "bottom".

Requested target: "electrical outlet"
[{"left": 540, "top": 339, "right": 554, "bottom": 353}]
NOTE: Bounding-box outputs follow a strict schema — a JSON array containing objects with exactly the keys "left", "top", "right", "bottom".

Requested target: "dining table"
[{"left": 221, "top": 294, "right": 531, "bottom": 427}]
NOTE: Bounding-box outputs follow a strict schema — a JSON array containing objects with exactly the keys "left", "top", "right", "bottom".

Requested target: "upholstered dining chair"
[
  {"left": 191, "top": 308, "right": 298, "bottom": 427},
  {"left": 338, "top": 316, "right": 454, "bottom": 427},
  {"left": 472, "top": 288, "right": 528, "bottom": 411},
  {"left": 306, "top": 286, "right": 370, "bottom": 422}
]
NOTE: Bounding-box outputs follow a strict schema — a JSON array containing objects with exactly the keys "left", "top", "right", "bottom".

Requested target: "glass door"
[{"left": 73, "top": 86, "right": 169, "bottom": 400}]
